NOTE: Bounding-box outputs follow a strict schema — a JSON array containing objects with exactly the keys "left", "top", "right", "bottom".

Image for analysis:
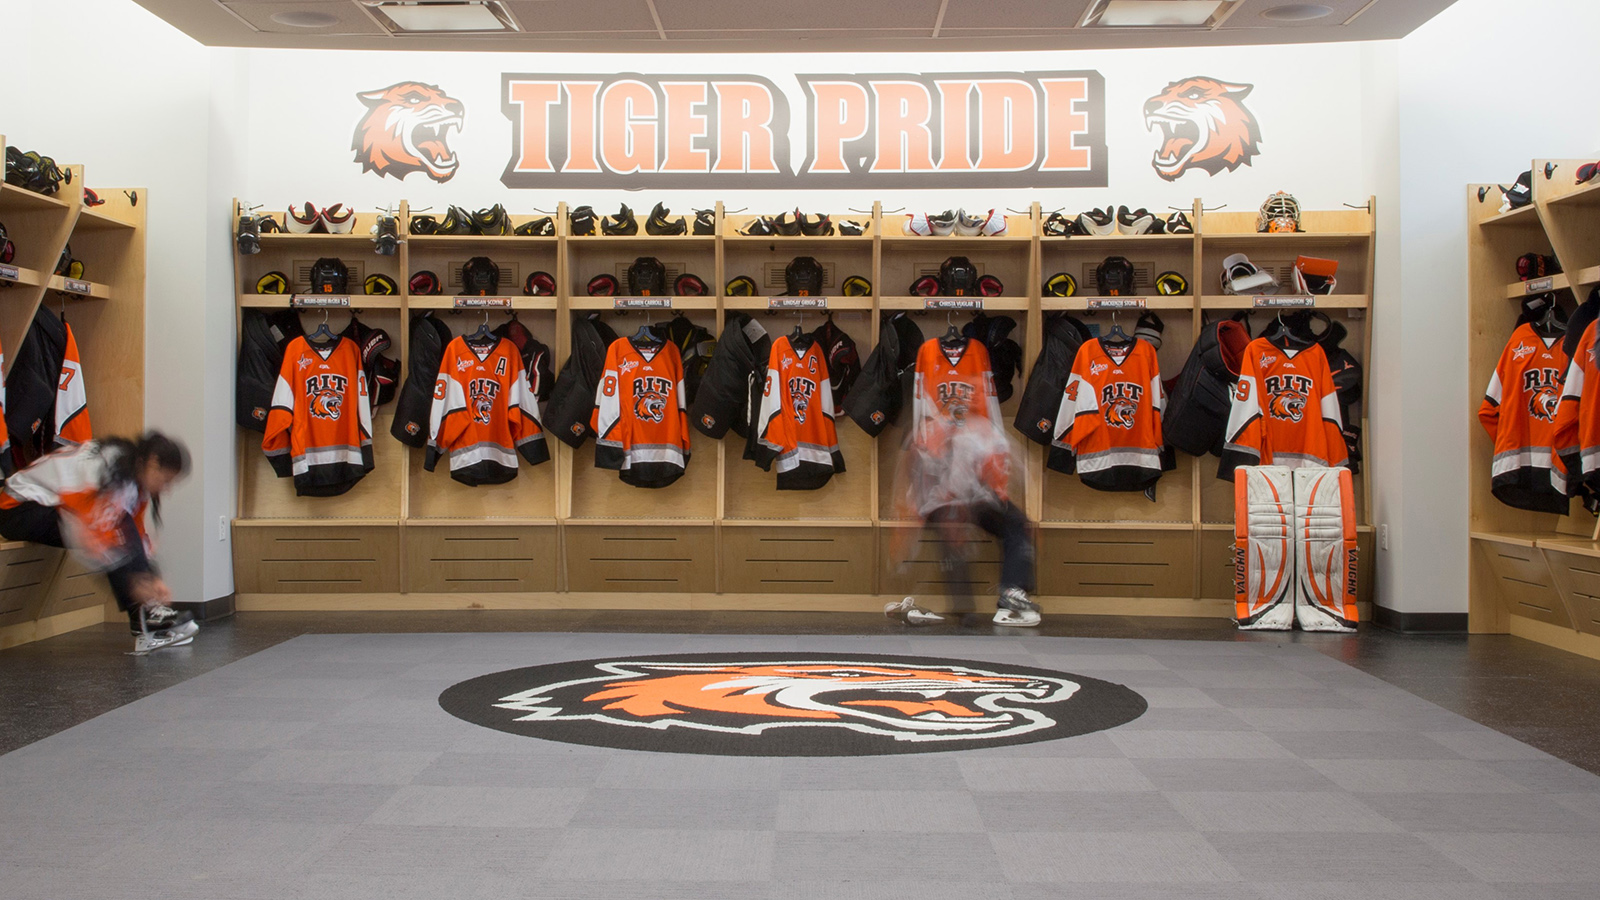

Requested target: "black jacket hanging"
[
  {"left": 844, "top": 313, "right": 923, "bottom": 436},
  {"left": 808, "top": 317, "right": 861, "bottom": 408},
  {"left": 690, "top": 314, "right": 771, "bottom": 440},
  {"left": 1013, "top": 313, "right": 1092, "bottom": 447},
  {"left": 6, "top": 306, "right": 68, "bottom": 470},
  {"left": 341, "top": 316, "right": 400, "bottom": 408},
  {"left": 492, "top": 317, "right": 555, "bottom": 402},
  {"left": 961, "top": 313, "right": 1024, "bottom": 402},
  {"left": 1164, "top": 315, "right": 1251, "bottom": 457},
  {"left": 236, "top": 308, "right": 304, "bottom": 433},
  {"left": 545, "top": 313, "right": 618, "bottom": 447},
  {"left": 390, "top": 313, "right": 453, "bottom": 448}
]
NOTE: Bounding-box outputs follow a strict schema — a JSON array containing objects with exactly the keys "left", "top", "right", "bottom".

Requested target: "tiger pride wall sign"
[
  {"left": 499, "top": 71, "right": 1106, "bottom": 189},
  {"left": 438, "top": 653, "right": 1147, "bottom": 756}
]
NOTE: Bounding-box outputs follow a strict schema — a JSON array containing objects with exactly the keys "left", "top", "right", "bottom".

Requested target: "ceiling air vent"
[
  {"left": 360, "top": 1, "right": 522, "bottom": 35},
  {"left": 1084, "top": 1, "right": 1233, "bottom": 28}
]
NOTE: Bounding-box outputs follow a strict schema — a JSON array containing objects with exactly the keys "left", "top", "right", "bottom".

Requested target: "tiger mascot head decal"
[
  {"left": 1143, "top": 77, "right": 1261, "bottom": 182},
  {"left": 310, "top": 390, "right": 343, "bottom": 421},
  {"left": 1104, "top": 398, "right": 1139, "bottom": 430},
  {"left": 1529, "top": 385, "right": 1562, "bottom": 423},
  {"left": 634, "top": 393, "right": 667, "bottom": 423},
  {"left": 352, "top": 82, "right": 465, "bottom": 183},
  {"left": 1267, "top": 389, "right": 1305, "bottom": 423},
  {"left": 493, "top": 660, "right": 1081, "bottom": 742}
]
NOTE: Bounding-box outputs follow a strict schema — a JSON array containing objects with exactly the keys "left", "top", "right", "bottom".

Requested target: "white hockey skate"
[
  {"left": 993, "top": 587, "right": 1041, "bottom": 627},
  {"left": 885, "top": 596, "right": 945, "bottom": 625}
]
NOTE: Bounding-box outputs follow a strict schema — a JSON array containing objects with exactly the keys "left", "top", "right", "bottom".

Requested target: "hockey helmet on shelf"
[
  {"left": 909, "top": 274, "right": 942, "bottom": 297},
  {"left": 1292, "top": 256, "right": 1339, "bottom": 295},
  {"left": 1153, "top": 271, "right": 1189, "bottom": 296},
  {"left": 841, "top": 275, "right": 873, "bottom": 297},
  {"left": 524, "top": 270, "right": 557, "bottom": 296},
  {"left": 1221, "top": 253, "right": 1277, "bottom": 295},
  {"left": 627, "top": 256, "right": 667, "bottom": 295},
  {"left": 255, "top": 271, "right": 291, "bottom": 295},
  {"left": 364, "top": 274, "right": 398, "bottom": 295},
  {"left": 1257, "top": 191, "right": 1302, "bottom": 233},
  {"left": 460, "top": 256, "right": 501, "bottom": 295},
  {"left": 309, "top": 257, "right": 350, "bottom": 294},
  {"left": 785, "top": 256, "right": 825, "bottom": 296},
  {"left": 1043, "top": 272, "right": 1078, "bottom": 297},
  {"left": 724, "top": 275, "right": 759, "bottom": 296},
  {"left": 587, "top": 273, "right": 620, "bottom": 296},
  {"left": 939, "top": 256, "right": 981, "bottom": 296},
  {"left": 1095, "top": 256, "right": 1136, "bottom": 296},
  {"left": 674, "top": 273, "right": 709, "bottom": 296},
  {"left": 1516, "top": 252, "right": 1561, "bottom": 281},
  {"left": 977, "top": 274, "right": 1005, "bottom": 297},
  {"left": 409, "top": 270, "right": 443, "bottom": 296}
]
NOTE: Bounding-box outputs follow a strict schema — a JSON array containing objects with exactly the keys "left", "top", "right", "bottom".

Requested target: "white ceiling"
[{"left": 133, "top": 0, "right": 1461, "bottom": 52}]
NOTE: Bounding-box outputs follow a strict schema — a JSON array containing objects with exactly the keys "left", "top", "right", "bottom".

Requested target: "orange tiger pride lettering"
[
  {"left": 1143, "top": 76, "right": 1261, "bottom": 182},
  {"left": 351, "top": 81, "right": 465, "bottom": 182}
]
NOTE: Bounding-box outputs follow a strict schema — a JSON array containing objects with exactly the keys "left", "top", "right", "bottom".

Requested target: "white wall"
[
  {"left": 1, "top": 0, "right": 238, "bottom": 603},
  {"left": 1386, "top": 0, "right": 1600, "bottom": 613}
]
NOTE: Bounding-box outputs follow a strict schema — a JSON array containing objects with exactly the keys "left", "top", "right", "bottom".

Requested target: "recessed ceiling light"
[
  {"left": 1093, "top": 1, "right": 1226, "bottom": 28},
  {"left": 361, "top": 1, "right": 520, "bottom": 34},
  {"left": 269, "top": 11, "right": 340, "bottom": 28},
  {"left": 1260, "top": 3, "right": 1335, "bottom": 21}
]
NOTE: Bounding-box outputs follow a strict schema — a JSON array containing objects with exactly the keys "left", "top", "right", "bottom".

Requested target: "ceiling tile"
[
  {"left": 502, "top": 0, "right": 659, "bottom": 33},
  {"left": 222, "top": 2, "right": 385, "bottom": 34},
  {"left": 940, "top": 0, "right": 1093, "bottom": 30},
  {"left": 1221, "top": 0, "right": 1370, "bottom": 28},
  {"left": 655, "top": 0, "right": 941, "bottom": 32}
]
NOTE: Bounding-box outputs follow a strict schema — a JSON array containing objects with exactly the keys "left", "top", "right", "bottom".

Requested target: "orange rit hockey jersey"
[
  {"left": 1553, "top": 319, "right": 1600, "bottom": 498},
  {"left": 1218, "top": 335, "right": 1348, "bottom": 481},
  {"left": 592, "top": 337, "right": 691, "bottom": 488},
  {"left": 263, "top": 336, "right": 373, "bottom": 497},
  {"left": 1050, "top": 337, "right": 1169, "bottom": 492},
  {"left": 0, "top": 338, "right": 10, "bottom": 477},
  {"left": 753, "top": 335, "right": 845, "bottom": 490},
  {"left": 54, "top": 324, "right": 92, "bottom": 450},
  {"left": 1480, "top": 323, "right": 1569, "bottom": 514},
  {"left": 426, "top": 334, "right": 549, "bottom": 486},
  {"left": 906, "top": 337, "right": 1010, "bottom": 517}
]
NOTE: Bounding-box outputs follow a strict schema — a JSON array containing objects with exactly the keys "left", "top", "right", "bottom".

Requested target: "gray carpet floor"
[{"left": 4, "top": 631, "right": 1600, "bottom": 899}]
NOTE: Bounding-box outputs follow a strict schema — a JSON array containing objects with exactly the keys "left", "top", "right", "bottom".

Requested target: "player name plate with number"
[
  {"left": 1525, "top": 277, "right": 1555, "bottom": 294},
  {"left": 769, "top": 297, "right": 827, "bottom": 310},
  {"left": 291, "top": 294, "right": 351, "bottom": 308},
  {"left": 62, "top": 278, "right": 92, "bottom": 295},
  {"left": 453, "top": 296, "right": 512, "bottom": 309},
  {"left": 0, "top": 264, "right": 20, "bottom": 282},
  {"left": 1087, "top": 298, "right": 1146, "bottom": 310},
  {"left": 924, "top": 298, "right": 983, "bottom": 311},
  {"left": 1253, "top": 294, "right": 1315, "bottom": 309},
  {"left": 614, "top": 297, "right": 671, "bottom": 310}
]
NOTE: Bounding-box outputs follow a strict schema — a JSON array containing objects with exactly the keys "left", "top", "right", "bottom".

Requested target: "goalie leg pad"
[
  {"left": 1234, "top": 466, "right": 1296, "bottom": 631},
  {"left": 1292, "top": 467, "right": 1359, "bottom": 632}
]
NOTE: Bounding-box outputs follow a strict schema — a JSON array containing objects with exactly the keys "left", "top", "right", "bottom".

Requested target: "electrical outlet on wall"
[
  {"left": 218, "top": 515, "right": 227, "bottom": 542},
  {"left": 1379, "top": 524, "right": 1389, "bottom": 551}
]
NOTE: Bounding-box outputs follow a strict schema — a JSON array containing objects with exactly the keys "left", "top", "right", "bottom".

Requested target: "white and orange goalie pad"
[
  {"left": 1292, "top": 467, "right": 1359, "bottom": 632},
  {"left": 1234, "top": 466, "right": 1296, "bottom": 630}
]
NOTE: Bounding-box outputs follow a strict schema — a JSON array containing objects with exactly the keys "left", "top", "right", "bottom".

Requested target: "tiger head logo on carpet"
[
  {"left": 352, "top": 81, "right": 465, "bottom": 183},
  {"left": 1143, "top": 77, "right": 1261, "bottom": 182},
  {"left": 493, "top": 660, "right": 1080, "bottom": 742}
]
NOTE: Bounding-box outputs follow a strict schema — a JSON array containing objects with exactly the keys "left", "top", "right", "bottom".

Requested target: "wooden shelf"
[
  {"left": 1041, "top": 233, "right": 1195, "bottom": 247},
  {"left": 723, "top": 518, "right": 874, "bottom": 528},
  {"left": 73, "top": 204, "right": 138, "bottom": 232},
  {"left": 880, "top": 233, "right": 1032, "bottom": 246},
  {"left": 408, "top": 235, "right": 558, "bottom": 246},
  {"left": 1575, "top": 266, "right": 1600, "bottom": 287},
  {"left": 406, "top": 295, "right": 557, "bottom": 311},
  {"left": 1504, "top": 274, "right": 1571, "bottom": 299},
  {"left": 1547, "top": 179, "right": 1600, "bottom": 209},
  {"left": 723, "top": 234, "right": 875, "bottom": 248},
  {"left": 405, "top": 517, "right": 558, "bottom": 527},
  {"left": 1200, "top": 294, "right": 1370, "bottom": 310},
  {"left": 233, "top": 517, "right": 402, "bottom": 527},
  {"left": 1479, "top": 204, "right": 1540, "bottom": 228},
  {"left": 0, "top": 264, "right": 47, "bottom": 289},
  {"left": 1045, "top": 295, "right": 1195, "bottom": 311},
  {"left": 879, "top": 295, "right": 1030, "bottom": 311},
  {"left": 239, "top": 294, "right": 403, "bottom": 309},
  {"left": 568, "top": 296, "right": 718, "bottom": 311},
  {"left": 0, "top": 182, "right": 73, "bottom": 212},
  {"left": 44, "top": 275, "right": 111, "bottom": 300},
  {"left": 563, "top": 517, "right": 715, "bottom": 526},
  {"left": 1200, "top": 231, "right": 1372, "bottom": 249},
  {"left": 567, "top": 235, "right": 716, "bottom": 247},
  {"left": 257, "top": 232, "right": 376, "bottom": 245},
  {"left": 722, "top": 296, "right": 874, "bottom": 311}
]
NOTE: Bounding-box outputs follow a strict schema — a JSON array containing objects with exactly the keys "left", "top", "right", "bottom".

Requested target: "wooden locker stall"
[
  {"left": 0, "top": 135, "right": 147, "bottom": 648},
  {"left": 230, "top": 196, "right": 1379, "bottom": 617},
  {"left": 1467, "top": 160, "right": 1600, "bottom": 659}
]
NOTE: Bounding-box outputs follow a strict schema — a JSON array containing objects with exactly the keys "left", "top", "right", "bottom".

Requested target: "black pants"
[
  {"left": 927, "top": 500, "right": 1036, "bottom": 594},
  {"left": 0, "top": 502, "right": 154, "bottom": 626}
]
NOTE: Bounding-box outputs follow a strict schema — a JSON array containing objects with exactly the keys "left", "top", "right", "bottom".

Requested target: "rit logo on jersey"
[
  {"left": 1523, "top": 367, "right": 1563, "bottom": 422},
  {"left": 938, "top": 381, "right": 975, "bottom": 421},
  {"left": 1100, "top": 382, "right": 1142, "bottom": 429},
  {"left": 1264, "top": 374, "right": 1312, "bottom": 423},
  {"left": 787, "top": 376, "right": 817, "bottom": 425},
  {"left": 305, "top": 373, "right": 348, "bottom": 420},
  {"left": 469, "top": 378, "right": 500, "bottom": 425},
  {"left": 633, "top": 376, "right": 673, "bottom": 423}
]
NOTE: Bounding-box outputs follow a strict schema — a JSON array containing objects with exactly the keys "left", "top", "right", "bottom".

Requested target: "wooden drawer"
[
  {"left": 1543, "top": 547, "right": 1600, "bottom": 637},
  {"left": 1475, "top": 541, "right": 1570, "bottom": 629},
  {"left": 0, "top": 543, "right": 61, "bottom": 628},
  {"left": 1038, "top": 529, "right": 1196, "bottom": 599},
  {"left": 37, "top": 554, "right": 113, "bottom": 619},
  {"left": 878, "top": 525, "right": 1004, "bottom": 598},
  {"left": 721, "top": 526, "right": 873, "bottom": 594},
  {"left": 403, "top": 526, "right": 557, "bottom": 593},
  {"left": 233, "top": 524, "right": 401, "bottom": 594},
  {"left": 564, "top": 525, "right": 715, "bottom": 593}
]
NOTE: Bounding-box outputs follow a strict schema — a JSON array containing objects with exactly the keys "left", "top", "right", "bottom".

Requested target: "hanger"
[
  {"left": 1102, "top": 311, "right": 1132, "bottom": 347},
  {"left": 465, "top": 311, "right": 496, "bottom": 344},
  {"left": 307, "top": 310, "right": 338, "bottom": 346},
  {"left": 1536, "top": 293, "right": 1567, "bottom": 338},
  {"left": 939, "top": 311, "right": 964, "bottom": 348},
  {"left": 631, "top": 310, "right": 663, "bottom": 348}
]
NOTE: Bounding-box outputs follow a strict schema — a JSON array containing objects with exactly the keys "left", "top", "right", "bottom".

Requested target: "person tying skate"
[{"left": 0, "top": 432, "right": 196, "bottom": 653}]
